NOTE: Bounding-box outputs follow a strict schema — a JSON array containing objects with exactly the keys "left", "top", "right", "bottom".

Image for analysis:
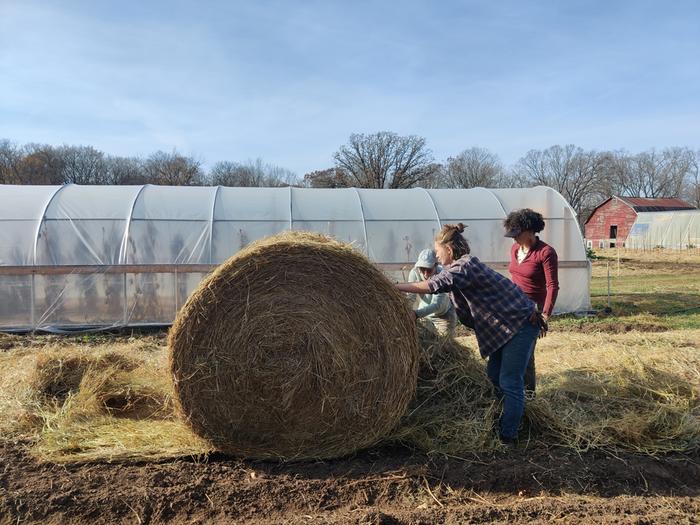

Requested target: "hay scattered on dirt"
[
  {"left": 169, "top": 231, "right": 420, "bottom": 460},
  {"left": 1, "top": 325, "right": 698, "bottom": 463},
  {"left": 531, "top": 331, "right": 700, "bottom": 454},
  {"left": 31, "top": 351, "right": 139, "bottom": 400},
  {"left": 389, "top": 327, "right": 500, "bottom": 453},
  {"left": 395, "top": 329, "right": 700, "bottom": 455},
  {"left": 0, "top": 343, "right": 210, "bottom": 463}
]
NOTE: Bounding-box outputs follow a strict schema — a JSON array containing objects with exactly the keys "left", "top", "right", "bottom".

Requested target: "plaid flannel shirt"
[{"left": 427, "top": 255, "right": 536, "bottom": 358}]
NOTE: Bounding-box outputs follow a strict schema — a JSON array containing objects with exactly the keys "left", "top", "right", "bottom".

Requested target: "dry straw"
[
  {"left": 0, "top": 343, "right": 210, "bottom": 463},
  {"left": 392, "top": 328, "right": 700, "bottom": 456},
  {"left": 31, "top": 351, "right": 138, "bottom": 401},
  {"left": 0, "top": 329, "right": 697, "bottom": 463},
  {"left": 389, "top": 327, "right": 501, "bottom": 453},
  {"left": 168, "top": 231, "right": 420, "bottom": 460}
]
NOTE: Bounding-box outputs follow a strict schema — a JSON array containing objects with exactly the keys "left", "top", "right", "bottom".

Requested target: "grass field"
[{"left": 554, "top": 248, "right": 700, "bottom": 331}]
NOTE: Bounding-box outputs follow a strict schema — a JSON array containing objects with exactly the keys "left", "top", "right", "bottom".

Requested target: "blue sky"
[{"left": 1, "top": 0, "right": 698, "bottom": 175}]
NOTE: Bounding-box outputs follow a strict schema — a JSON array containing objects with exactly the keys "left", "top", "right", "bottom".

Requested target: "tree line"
[{"left": 2, "top": 134, "right": 698, "bottom": 224}]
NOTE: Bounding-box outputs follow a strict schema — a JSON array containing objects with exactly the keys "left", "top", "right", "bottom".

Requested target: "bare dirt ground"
[{"left": 2, "top": 440, "right": 700, "bottom": 525}]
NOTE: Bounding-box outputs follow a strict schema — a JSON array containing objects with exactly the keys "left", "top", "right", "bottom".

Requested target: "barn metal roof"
[{"left": 617, "top": 196, "right": 695, "bottom": 212}]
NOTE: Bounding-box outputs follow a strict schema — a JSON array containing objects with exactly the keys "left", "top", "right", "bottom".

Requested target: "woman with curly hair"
[
  {"left": 503, "top": 208, "right": 559, "bottom": 396},
  {"left": 396, "top": 223, "right": 543, "bottom": 444}
]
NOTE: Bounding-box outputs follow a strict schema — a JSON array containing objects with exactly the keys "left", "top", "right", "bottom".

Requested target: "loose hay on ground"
[
  {"left": 406, "top": 330, "right": 700, "bottom": 456},
  {"left": 31, "top": 350, "right": 139, "bottom": 401},
  {"left": 169, "top": 231, "right": 420, "bottom": 460},
  {"left": 1, "top": 330, "right": 699, "bottom": 463},
  {"left": 388, "top": 326, "right": 501, "bottom": 453},
  {"left": 0, "top": 343, "right": 211, "bottom": 463}
]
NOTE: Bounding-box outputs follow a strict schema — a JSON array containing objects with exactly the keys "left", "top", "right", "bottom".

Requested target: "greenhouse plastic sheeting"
[
  {"left": 625, "top": 210, "right": 700, "bottom": 250},
  {"left": 0, "top": 184, "right": 591, "bottom": 331}
]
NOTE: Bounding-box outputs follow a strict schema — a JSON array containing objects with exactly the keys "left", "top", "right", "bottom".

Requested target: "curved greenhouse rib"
[
  {"left": 481, "top": 187, "right": 508, "bottom": 217},
  {"left": 30, "top": 184, "right": 70, "bottom": 329},
  {"left": 659, "top": 212, "right": 677, "bottom": 247},
  {"left": 119, "top": 184, "right": 149, "bottom": 265},
  {"left": 352, "top": 188, "right": 369, "bottom": 256},
  {"left": 532, "top": 185, "right": 576, "bottom": 221},
  {"left": 683, "top": 213, "right": 699, "bottom": 248},
  {"left": 419, "top": 188, "right": 442, "bottom": 229},
  {"left": 33, "top": 184, "right": 70, "bottom": 265},
  {"left": 209, "top": 186, "right": 221, "bottom": 263}
]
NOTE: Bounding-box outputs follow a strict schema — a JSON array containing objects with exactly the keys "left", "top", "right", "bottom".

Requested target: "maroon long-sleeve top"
[{"left": 508, "top": 238, "right": 559, "bottom": 318}]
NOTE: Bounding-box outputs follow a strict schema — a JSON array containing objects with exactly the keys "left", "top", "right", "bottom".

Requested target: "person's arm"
[
  {"left": 396, "top": 281, "right": 431, "bottom": 294},
  {"left": 406, "top": 267, "right": 421, "bottom": 305},
  {"left": 541, "top": 247, "right": 559, "bottom": 319}
]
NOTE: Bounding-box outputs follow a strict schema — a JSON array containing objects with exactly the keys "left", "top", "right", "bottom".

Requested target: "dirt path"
[{"left": 2, "top": 442, "right": 699, "bottom": 524}]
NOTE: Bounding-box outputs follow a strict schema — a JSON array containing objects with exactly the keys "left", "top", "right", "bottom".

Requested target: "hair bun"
[{"left": 456, "top": 222, "right": 465, "bottom": 233}]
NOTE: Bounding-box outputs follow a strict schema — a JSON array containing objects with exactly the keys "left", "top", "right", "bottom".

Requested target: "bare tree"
[
  {"left": 17, "top": 144, "right": 65, "bottom": 185},
  {"left": 683, "top": 150, "right": 700, "bottom": 208},
  {"left": 57, "top": 145, "right": 107, "bottom": 184},
  {"left": 302, "top": 167, "right": 350, "bottom": 188},
  {"left": 620, "top": 147, "right": 694, "bottom": 198},
  {"left": 594, "top": 150, "right": 629, "bottom": 201},
  {"left": 440, "top": 147, "right": 509, "bottom": 188},
  {"left": 0, "top": 139, "right": 23, "bottom": 184},
  {"left": 513, "top": 145, "right": 604, "bottom": 223},
  {"left": 333, "top": 132, "right": 439, "bottom": 188},
  {"left": 105, "top": 156, "right": 147, "bottom": 185},
  {"left": 209, "top": 159, "right": 297, "bottom": 187},
  {"left": 143, "top": 150, "right": 203, "bottom": 185}
]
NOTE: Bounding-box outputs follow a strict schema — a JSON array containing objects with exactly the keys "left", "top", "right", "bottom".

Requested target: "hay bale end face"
[{"left": 169, "top": 232, "right": 420, "bottom": 460}]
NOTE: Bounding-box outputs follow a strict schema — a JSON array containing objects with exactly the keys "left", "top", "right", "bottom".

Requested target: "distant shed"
[{"left": 584, "top": 196, "right": 695, "bottom": 248}]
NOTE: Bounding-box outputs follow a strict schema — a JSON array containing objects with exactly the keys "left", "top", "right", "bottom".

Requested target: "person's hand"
[{"left": 529, "top": 311, "right": 548, "bottom": 338}]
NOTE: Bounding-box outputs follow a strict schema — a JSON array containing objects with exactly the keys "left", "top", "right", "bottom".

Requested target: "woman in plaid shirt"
[{"left": 396, "top": 223, "right": 543, "bottom": 444}]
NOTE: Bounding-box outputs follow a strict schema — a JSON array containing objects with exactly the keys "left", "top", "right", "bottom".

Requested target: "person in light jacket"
[{"left": 408, "top": 248, "right": 457, "bottom": 337}]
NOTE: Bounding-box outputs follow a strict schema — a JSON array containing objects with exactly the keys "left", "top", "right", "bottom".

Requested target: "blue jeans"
[{"left": 486, "top": 321, "right": 539, "bottom": 439}]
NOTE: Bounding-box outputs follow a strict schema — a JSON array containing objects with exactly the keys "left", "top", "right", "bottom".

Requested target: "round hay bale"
[{"left": 169, "top": 231, "right": 419, "bottom": 460}]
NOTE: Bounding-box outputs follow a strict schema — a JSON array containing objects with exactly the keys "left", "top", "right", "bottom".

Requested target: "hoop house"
[
  {"left": 626, "top": 210, "right": 700, "bottom": 249},
  {"left": 0, "top": 185, "right": 590, "bottom": 331}
]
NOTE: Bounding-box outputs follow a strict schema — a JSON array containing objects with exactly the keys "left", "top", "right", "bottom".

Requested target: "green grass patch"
[{"left": 553, "top": 269, "right": 700, "bottom": 332}]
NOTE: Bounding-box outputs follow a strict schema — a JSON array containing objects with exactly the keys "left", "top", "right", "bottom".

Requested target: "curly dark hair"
[{"left": 503, "top": 208, "right": 545, "bottom": 234}]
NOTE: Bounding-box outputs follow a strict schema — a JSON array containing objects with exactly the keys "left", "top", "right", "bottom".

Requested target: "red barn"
[{"left": 584, "top": 196, "right": 695, "bottom": 248}]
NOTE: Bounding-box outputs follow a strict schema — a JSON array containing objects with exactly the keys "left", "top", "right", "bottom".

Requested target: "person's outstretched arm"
[{"left": 396, "top": 281, "right": 431, "bottom": 294}]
